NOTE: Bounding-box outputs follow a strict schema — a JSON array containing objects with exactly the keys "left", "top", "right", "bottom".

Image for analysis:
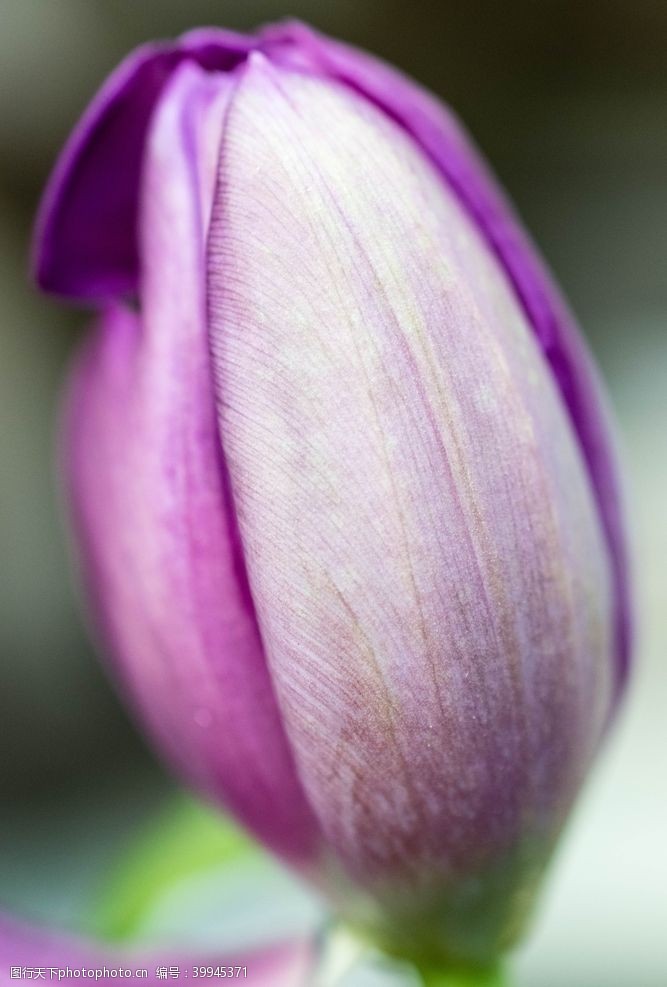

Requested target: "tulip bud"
[{"left": 34, "top": 21, "right": 631, "bottom": 969}]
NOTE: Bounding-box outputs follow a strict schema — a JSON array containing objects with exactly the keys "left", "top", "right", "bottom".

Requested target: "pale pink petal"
[
  {"left": 0, "top": 914, "right": 313, "bottom": 986},
  {"left": 261, "top": 20, "right": 632, "bottom": 698},
  {"left": 207, "top": 56, "right": 613, "bottom": 958}
]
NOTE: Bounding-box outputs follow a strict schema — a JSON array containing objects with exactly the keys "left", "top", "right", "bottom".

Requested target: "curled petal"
[
  {"left": 63, "top": 60, "right": 320, "bottom": 864},
  {"left": 33, "top": 29, "right": 252, "bottom": 299}
]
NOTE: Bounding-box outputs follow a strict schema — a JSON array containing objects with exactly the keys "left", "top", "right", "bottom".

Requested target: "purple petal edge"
[
  {"left": 33, "top": 29, "right": 252, "bottom": 301},
  {"left": 260, "top": 20, "right": 632, "bottom": 699}
]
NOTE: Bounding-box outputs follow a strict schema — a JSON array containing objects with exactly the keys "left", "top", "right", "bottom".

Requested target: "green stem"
[
  {"left": 315, "top": 922, "right": 510, "bottom": 987},
  {"left": 419, "top": 963, "right": 508, "bottom": 987}
]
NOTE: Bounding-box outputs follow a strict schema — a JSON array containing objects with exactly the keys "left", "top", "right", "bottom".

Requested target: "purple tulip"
[{"left": 34, "top": 21, "right": 631, "bottom": 967}]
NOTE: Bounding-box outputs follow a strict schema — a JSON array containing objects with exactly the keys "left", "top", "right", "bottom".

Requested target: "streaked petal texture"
[
  {"left": 207, "top": 57, "right": 613, "bottom": 960},
  {"left": 261, "top": 20, "right": 631, "bottom": 698},
  {"left": 64, "top": 61, "right": 319, "bottom": 864}
]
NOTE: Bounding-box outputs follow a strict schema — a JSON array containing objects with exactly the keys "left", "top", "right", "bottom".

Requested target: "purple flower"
[{"left": 34, "top": 21, "right": 631, "bottom": 967}]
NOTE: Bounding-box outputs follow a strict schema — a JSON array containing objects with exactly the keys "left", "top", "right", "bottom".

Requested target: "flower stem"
[
  {"left": 315, "top": 922, "right": 509, "bottom": 986},
  {"left": 419, "top": 964, "right": 508, "bottom": 987}
]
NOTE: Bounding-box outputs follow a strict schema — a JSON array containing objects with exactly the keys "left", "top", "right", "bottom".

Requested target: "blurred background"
[{"left": 1, "top": 1, "right": 665, "bottom": 985}]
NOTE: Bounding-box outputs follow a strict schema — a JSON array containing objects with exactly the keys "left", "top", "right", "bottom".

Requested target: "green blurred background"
[{"left": 1, "top": 1, "right": 665, "bottom": 984}]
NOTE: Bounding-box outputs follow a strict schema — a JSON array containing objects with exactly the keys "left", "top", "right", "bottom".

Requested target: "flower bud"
[{"left": 35, "top": 21, "right": 631, "bottom": 967}]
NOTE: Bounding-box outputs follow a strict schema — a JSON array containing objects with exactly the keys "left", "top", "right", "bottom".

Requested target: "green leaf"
[
  {"left": 89, "top": 794, "right": 259, "bottom": 941},
  {"left": 88, "top": 793, "right": 325, "bottom": 951}
]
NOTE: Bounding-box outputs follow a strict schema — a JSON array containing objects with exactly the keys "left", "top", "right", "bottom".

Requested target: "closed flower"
[{"left": 35, "top": 21, "right": 631, "bottom": 969}]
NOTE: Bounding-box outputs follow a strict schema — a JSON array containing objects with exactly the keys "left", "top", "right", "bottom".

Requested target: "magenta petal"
[
  {"left": 63, "top": 60, "right": 320, "bottom": 864},
  {"left": 0, "top": 915, "right": 314, "bottom": 986},
  {"left": 260, "top": 20, "right": 632, "bottom": 697},
  {"left": 33, "top": 28, "right": 253, "bottom": 301}
]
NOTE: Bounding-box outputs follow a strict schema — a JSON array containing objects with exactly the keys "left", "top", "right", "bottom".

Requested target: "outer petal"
[
  {"left": 64, "top": 62, "right": 319, "bottom": 864},
  {"left": 33, "top": 28, "right": 253, "bottom": 300},
  {"left": 207, "top": 57, "right": 613, "bottom": 963},
  {"left": 0, "top": 915, "right": 313, "bottom": 986},
  {"left": 261, "top": 20, "right": 632, "bottom": 697}
]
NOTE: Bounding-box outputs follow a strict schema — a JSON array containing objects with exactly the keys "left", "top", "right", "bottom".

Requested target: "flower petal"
[
  {"left": 63, "top": 61, "right": 320, "bottom": 864},
  {"left": 0, "top": 914, "right": 314, "bottom": 985},
  {"left": 33, "top": 29, "right": 253, "bottom": 300},
  {"left": 261, "top": 19, "right": 632, "bottom": 697},
  {"left": 207, "top": 56, "right": 613, "bottom": 959}
]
